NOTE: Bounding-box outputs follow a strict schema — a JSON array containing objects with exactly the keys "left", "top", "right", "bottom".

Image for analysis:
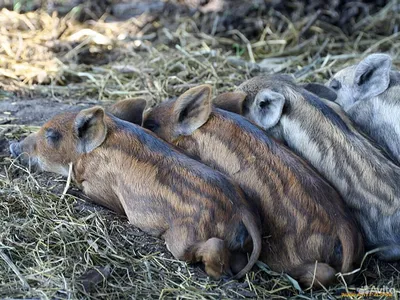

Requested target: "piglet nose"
[{"left": 9, "top": 142, "right": 21, "bottom": 158}]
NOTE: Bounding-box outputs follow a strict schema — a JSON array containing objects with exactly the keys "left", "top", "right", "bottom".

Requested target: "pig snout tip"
[{"left": 9, "top": 142, "right": 21, "bottom": 158}]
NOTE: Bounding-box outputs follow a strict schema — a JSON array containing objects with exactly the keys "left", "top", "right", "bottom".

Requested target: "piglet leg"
[{"left": 163, "top": 227, "right": 231, "bottom": 279}]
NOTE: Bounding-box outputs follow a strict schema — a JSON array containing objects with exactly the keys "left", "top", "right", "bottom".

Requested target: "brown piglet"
[
  {"left": 9, "top": 107, "right": 262, "bottom": 279},
  {"left": 111, "top": 86, "right": 364, "bottom": 288}
]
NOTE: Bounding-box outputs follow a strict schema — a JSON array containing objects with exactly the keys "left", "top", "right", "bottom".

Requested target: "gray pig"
[
  {"left": 213, "top": 74, "right": 400, "bottom": 262},
  {"left": 326, "top": 54, "right": 400, "bottom": 164}
]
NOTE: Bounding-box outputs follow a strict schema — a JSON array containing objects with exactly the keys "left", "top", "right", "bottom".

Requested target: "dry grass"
[
  {"left": 1, "top": 1, "right": 400, "bottom": 299},
  {"left": 1, "top": 1, "right": 399, "bottom": 101}
]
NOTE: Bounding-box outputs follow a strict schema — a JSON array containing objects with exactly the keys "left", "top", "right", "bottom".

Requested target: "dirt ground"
[
  {"left": 0, "top": 97, "right": 92, "bottom": 125},
  {"left": 1, "top": 0, "right": 400, "bottom": 299}
]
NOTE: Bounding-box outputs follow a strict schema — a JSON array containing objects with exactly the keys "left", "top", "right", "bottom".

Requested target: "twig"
[{"left": 60, "top": 162, "right": 73, "bottom": 200}]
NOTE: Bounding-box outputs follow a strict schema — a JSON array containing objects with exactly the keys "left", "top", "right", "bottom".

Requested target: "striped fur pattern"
[
  {"left": 326, "top": 54, "right": 400, "bottom": 164},
  {"left": 9, "top": 107, "right": 262, "bottom": 279},
  {"left": 140, "top": 85, "right": 363, "bottom": 288},
  {"left": 232, "top": 75, "right": 400, "bottom": 261}
]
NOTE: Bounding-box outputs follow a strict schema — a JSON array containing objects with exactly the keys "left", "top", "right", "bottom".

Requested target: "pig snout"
[{"left": 9, "top": 142, "right": 22, "bottom": 158}]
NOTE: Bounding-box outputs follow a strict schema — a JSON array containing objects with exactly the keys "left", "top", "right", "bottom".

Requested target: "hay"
[
  {"left": 1, "top": 1, "right": 400, "bottom": 298},
  {"left": 0, "top": 1, "right": 398, "bottom": 99}
]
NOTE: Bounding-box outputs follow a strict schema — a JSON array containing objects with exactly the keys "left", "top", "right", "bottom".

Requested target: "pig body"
[
  {"left": 225, "top": 75, "right": 400, "bottom": 261},
  {"left": 326, "top": 54, "right": 400, "bottom": 164},
  {"left": 9, "top": 108, "right": 262, "bottom": 279},
  {"left": 128, "top": 85, "right": 364, "bottom": 288}
]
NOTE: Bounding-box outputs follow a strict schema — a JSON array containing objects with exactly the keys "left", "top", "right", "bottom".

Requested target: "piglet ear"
[
  {"left": 302, "top": 83, "right": 337, "bottom": 101},
  {"left": 75, "top": 106, "right": 107, "bottom": 153},
  {"left": 108, "top": 98, "right": 147, "bottom": 125},
  {"left": 173, "top": 84, "right": 213, "bottom": 135},
  {"left": 251, "top": 89, "right": 285, "bottom": 129},
  {"left": 213, "top": 91, "right": 248, "bottom": 115},
  {"left": 354, "top": 54, "right": 391, "bottom": 100}
]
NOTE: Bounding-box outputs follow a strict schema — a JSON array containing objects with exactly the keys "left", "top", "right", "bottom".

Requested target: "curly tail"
[
  {"left": 337, "top": 224, "right": 364, "bottom": 283},
  {"left": 290, "top": 224, "right": 364, "bottom": 288},
  {"left": 233, "top": 210, "right": 262, "bottom": 279}
]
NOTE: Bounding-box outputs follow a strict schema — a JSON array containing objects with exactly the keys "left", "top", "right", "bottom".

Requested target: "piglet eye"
[
  {"left": 330, "top": 79, "right": 342, "bottom": 91},
  {"left": 45, "top": 128, "right": 61, "bottom": 145}
]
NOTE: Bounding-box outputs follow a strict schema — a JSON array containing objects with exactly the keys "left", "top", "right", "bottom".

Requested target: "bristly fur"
[
  {"left": 9, "top": 107, "right": 262, "bottom": 280},
  {"left": 140, "top": 85, "right": 364, "bottom": 288},
  {"left": 236, "top": 75, "right": 400, "bottom": 261},
  {"left": 327, "top": 54, "right": 400, "bottom": 165}
]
